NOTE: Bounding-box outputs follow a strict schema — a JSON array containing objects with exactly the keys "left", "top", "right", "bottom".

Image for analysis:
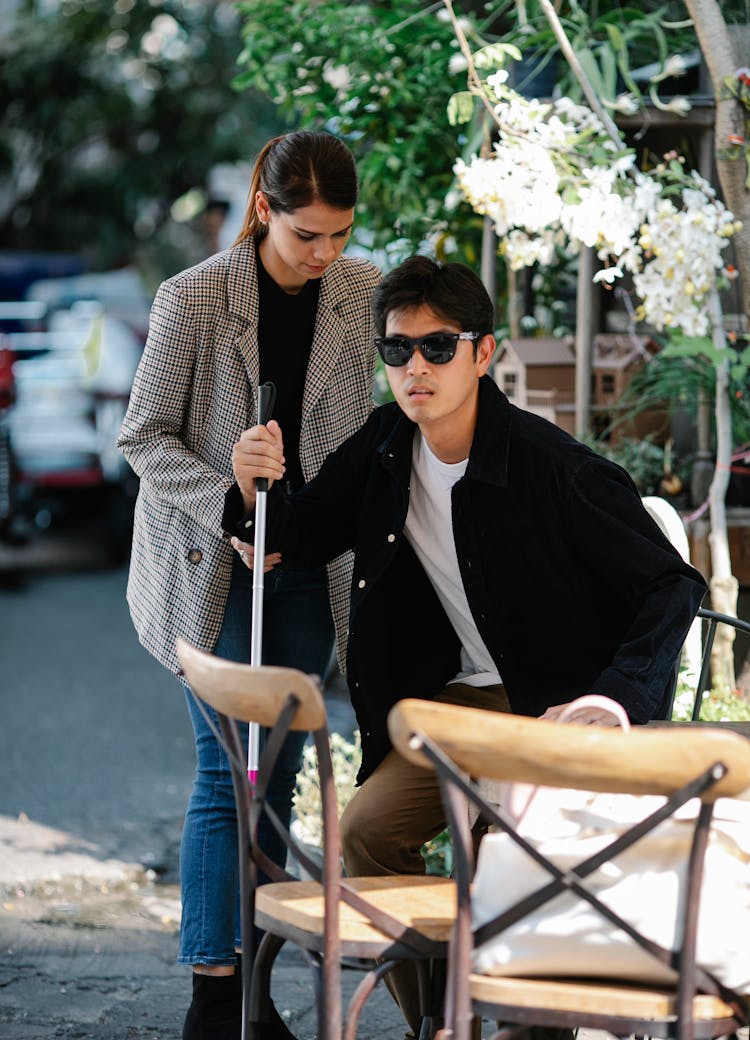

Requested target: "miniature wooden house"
[{"left": 494, "top": 333, "right": 660, "bottom": 439}]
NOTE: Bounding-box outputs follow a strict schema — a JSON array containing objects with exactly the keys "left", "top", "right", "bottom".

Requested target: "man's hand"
[
  {"left": 230, "top": 538, "right": 281, "bottom": 573},
  {"left": 539, "top": 701, "right": 623, "bottom": 726},
  {"left": 232, "top": 419, "right": 286, "bottom": 512}
]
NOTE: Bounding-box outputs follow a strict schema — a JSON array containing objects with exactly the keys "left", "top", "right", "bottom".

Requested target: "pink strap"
[{"left": 557, "top": 694, "right": 630, "bottom": 731}]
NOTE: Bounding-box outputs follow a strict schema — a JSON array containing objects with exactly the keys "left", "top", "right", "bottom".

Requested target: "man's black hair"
[{"left": 372, "top": 255, "right": 494, "bottom": 338}]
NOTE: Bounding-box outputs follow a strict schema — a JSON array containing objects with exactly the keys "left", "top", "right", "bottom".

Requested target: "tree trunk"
[
  {"left": 682, "top": 1, "right": 750, "bottom": 329},
  {"left": 707, "top": 287, "right": 739, "bottom": 689},
  {"left": 681, "top": 2, "right": 747, "bottom": 686},
  {"left": 481, "top": 217, "right": 497, "bottom": 310},
  {"left": 575, "top": 246, "right": 594, "bottom": 439}
]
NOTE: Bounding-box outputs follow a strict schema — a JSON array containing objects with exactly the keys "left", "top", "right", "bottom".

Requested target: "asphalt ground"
[{"left": 0, "top": 533, "right": 407, "bottom": 1040}]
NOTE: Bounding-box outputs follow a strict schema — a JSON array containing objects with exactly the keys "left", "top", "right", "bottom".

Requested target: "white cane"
[{"left": 248, "top": 380, "right": 276, "bottom": 786}]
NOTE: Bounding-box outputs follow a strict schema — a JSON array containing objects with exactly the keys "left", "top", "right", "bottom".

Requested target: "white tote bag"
[{"left": 471, "top": 696, "right": 750, "bottom": 992}]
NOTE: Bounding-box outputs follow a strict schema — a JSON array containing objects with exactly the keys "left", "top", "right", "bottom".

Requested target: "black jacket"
[{"left": 224, "top": 376, "right": 706, "bottom": 782}]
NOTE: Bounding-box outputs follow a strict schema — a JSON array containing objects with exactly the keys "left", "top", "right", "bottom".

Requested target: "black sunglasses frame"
[{"left": 375, "top": 331, "right": 483, "bottom": 367}]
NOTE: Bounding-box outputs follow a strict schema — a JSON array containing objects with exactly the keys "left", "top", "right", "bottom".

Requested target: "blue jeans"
[{"left": 178, "top": 554, "right": 334, "bottom": 965}]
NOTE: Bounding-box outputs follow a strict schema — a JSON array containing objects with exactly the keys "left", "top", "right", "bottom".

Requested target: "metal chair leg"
[
  {"left": 343, "top": 959, "right": 400, "bottom": 1040},
  {"left": 417, "top": 956, "right": 446, "bottom": 1040},
  {"left": 249, "top": 931, "right": 286, "bottom": 1025}
]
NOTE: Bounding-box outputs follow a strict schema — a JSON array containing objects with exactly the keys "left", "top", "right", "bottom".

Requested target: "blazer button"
[
  {"left": 187, "top": 548, "right": 203, "bottom": 564},
  {"left": 358, "top": 579, "right": 366, "bottom": 589},
  {"left": 387, "top": 533, "right": 396, "bottom": 543}
]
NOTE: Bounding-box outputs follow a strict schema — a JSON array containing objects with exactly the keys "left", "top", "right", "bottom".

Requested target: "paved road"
[
  {"left": 0, "top": 536, "right": 399, "bottom": 1040},
  {"left": 0, "top": 557, "right": 192, "bottom": 868}
]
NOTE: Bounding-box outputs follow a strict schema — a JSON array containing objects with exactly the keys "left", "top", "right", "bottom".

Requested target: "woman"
[{"left": 118, "top": 130, "right": 380, "bottom": 1040}]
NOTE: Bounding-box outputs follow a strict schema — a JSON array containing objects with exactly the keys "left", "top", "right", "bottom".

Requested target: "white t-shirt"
[{"left": 404, "top": 432, "right": 501, "bottom": 687}]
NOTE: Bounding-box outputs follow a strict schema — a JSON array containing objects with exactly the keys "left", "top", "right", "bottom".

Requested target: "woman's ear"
[{"left": 255, "top": 190, "right": 271, "bottom": 225}]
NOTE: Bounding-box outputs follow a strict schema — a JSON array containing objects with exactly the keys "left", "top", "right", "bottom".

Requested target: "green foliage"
[
  {"left": 672, "top": 679, "right": 750, "bottom": 722},
  {"left": 373, "top": 357, "right": 396, "bottom": 407},
  {"left": 293, "top": 731, "right": 362, "bottom": 847},
  {"left": 421, "top": 827, "right": 453, "bottom": 877},
  {"left": 585, "top": 435, "right": 674, "bottom": 496},
  {"left": 233, "top": 0, "right": 484, "bottom": 261},
  {"left": 620, "top": 337, "right": 750, "bottom": 449},
  {"left": 0, "top": 0, "right": 280, "bottom": 272},
  {"left": 481, "top": 0, "right": 698, "bottom": 106},
  {"left": 662, "top": 331, "right": 750, "bottom": 387}
]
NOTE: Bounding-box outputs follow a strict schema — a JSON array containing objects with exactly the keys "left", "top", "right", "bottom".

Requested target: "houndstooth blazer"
[{"left": 118, "top": 238, "right": 380, "bottom": 676}]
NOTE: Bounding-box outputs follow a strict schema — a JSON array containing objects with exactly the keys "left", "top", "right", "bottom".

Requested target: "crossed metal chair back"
[
  {"left": 660, "top": 609, "right": 750, "bottom": 723},
  {"left": 388, "top": 698, "right": 750, "bottom": 1040},
  {"left": 176, "top": 638, "right": 453, "bottom": 1040},
  {"left": 684, "top": 609, "right": 750, "bottom": 721}
]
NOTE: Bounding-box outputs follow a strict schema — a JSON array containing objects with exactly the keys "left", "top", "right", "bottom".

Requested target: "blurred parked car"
[
  {"left": 0, "top": 298, "right": 143, "bottom": 560},
  {"left": 25, "top": 267, "right": 152, "bottom": 344}
]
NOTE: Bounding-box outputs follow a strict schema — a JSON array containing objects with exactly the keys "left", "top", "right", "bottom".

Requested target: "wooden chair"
[
  {"left": 388, "top": 697, "right": 750, "bottom": 1040},
  {"left": 176, "top": 638, "right": 455, "bottom": 1040}
]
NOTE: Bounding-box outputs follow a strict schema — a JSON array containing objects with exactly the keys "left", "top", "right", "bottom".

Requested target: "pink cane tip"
[{"left": 248, "top": 769, "right": 258, "bottom": 787}]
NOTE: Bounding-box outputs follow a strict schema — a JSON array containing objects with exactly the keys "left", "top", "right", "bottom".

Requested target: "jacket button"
[
  {"left": 187, "top": 549, "right": 203, "bottom": 564},
  {"left": 358, "top": 579, "right": 366, "bottom": 589},
  {"left": 244, "top": 519, "right": 253, "bottom": 529},
  {"left": 387, "top": 533, "right": 395, "bottom": 543}
]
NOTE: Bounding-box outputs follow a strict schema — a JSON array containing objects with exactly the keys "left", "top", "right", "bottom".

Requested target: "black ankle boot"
[
  {"left": 259, "top": 1004, "right": 298, "bottom": 1040},
  {"left": 235, "top": 952, "right": 298, "bottom": 1040},
  {"left": 182, "top": 960, "right": 298, "bottom": 1040},
  {"left": 182, "top": 969, "right": 242, "bottom": 1040}
]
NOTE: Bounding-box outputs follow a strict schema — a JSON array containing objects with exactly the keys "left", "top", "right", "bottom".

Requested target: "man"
[{"left": 225, "top": 255, "right": 706, "bottom": 1035}]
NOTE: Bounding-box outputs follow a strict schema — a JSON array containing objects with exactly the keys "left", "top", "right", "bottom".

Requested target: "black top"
[{"left": 257, "top": 247, "right": 320, "bottom": 490}]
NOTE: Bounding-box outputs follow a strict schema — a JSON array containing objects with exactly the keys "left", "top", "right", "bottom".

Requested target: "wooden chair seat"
[
  {"left": 256, "top": 874, "right": 455, "bottom": 951},
  {"left": 468, "top": 973, "right": 739, "bottom": 1023}
]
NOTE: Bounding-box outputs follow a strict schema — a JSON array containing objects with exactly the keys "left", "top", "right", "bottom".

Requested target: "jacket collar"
[
  {"left": 466, "top": 375, "right": 511, "bottom": 487},
  {"left": 226, "top": 238, "right": 259, "bottom": 325},
  {"left": 378, "top": 375, "right": 511, "bottom": 488}
]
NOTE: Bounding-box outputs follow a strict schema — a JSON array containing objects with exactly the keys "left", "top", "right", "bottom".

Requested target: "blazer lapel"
[{"left": 227, "top": 240, "right": 261, "bottom": 400}]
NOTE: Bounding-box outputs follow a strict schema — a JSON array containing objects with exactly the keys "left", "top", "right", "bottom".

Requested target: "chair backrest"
[
  {"left": 176, "top": 637, "right": 327, "bottom": 731},
  {"left": 176, "top": 638, "right": 342, "bottom": 1036},
  {"left": 388, "top": 698, "right": 750, "bottom": 800},
  {"left": 176, "top": 640, "right": 338, "bottom": 896},
  {"left": 682, "top": 608, "right": 750, "bottom": 721}
]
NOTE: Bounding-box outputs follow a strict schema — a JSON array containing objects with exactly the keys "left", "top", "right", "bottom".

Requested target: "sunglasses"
[{"left": 375, "top": 331, "right": 483, "bottom": 367}]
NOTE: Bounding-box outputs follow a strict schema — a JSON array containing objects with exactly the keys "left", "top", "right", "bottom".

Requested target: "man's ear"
[{"left": 476, "top": 334, "right": 496, "bottom": 377}]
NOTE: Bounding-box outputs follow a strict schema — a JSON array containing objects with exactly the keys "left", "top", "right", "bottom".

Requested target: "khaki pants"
[{"left": 340, "top": 683, "right": 510, "bottom": 1034}]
